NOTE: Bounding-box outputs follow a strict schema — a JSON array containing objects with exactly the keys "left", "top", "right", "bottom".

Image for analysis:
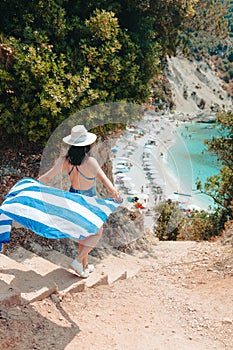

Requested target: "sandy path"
[
  {"left": 2, "top": 240, "right": 232, "bottom": 350},
  {"left": 62, "top": 241, "right": 232, "bottom": 350}
]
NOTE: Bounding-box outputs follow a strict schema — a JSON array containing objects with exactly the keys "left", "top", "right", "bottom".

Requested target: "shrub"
[
  {"left": 178, "top": 210, "right": 223, "bottom": 241},
  {"left": 154, "top": 202, "right": 185, "bottom": 241}
]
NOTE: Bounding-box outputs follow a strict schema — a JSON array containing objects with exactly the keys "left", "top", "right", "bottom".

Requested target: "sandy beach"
[{"left": 111, "top": 112, "right": 210, "bottom": 227}]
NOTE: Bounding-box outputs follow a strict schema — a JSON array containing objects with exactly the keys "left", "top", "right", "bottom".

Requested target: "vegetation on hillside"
[
  {"left": 0, "top": 0, "right": 229, "bottom": 144},
  {"left": 155, "top": 111, "right": 233, "bottom": 241},
  {"left": 197, "top": 111, "right": 233, "bottom": 218},
  {"left": 183, "top": 0, "right": 233, "bottom": 97}
]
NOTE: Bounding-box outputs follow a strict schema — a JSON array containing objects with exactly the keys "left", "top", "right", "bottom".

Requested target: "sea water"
[{"left": 166, "top": 122, "right": 221, "bottom": 209}]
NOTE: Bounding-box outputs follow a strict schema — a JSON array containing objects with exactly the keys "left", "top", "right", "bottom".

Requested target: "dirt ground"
[{"left": 0, "top": 238, "right": 233, "bottom": 350}]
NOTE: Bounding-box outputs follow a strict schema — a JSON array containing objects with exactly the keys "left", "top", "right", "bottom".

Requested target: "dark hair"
[{"left": 66, "top": 145, "right": 91, "bottom": 165}]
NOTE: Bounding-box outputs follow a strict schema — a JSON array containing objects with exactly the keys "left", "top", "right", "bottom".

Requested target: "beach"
[{"left": 112, "top": 112, "right": 213, "bottom": 227}]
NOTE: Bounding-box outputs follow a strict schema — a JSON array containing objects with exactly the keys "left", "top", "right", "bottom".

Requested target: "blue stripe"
[
  {"left": 0, "top": 177, "right": 121, "bottom": 247},
  {"left": 0, "top": 219, "right": 12, "bottom": 226},
  {"left": 5, "top": 178, "right": 39, "bottom": 198},
  {"left": 6, "top": 184, "right": 109, "bottom": 222},
  {"left": 0, "top": 209, "right": 88, "bottom": 241},
  {"left": 0, "top": 231, "right": 11, "bottom": 243},
  {"left": 95, "top": 197, "right": 119, "bottom": 211},
  {"left": 3, "top": 195, "right": 99, "bottom": 233}
]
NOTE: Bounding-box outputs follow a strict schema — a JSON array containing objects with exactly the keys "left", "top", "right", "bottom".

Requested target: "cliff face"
[{"left": 165, "top": 56, "right": 232, "bottom": 115}]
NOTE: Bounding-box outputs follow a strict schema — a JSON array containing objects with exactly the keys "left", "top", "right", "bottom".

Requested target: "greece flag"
[{"left": 0, "top": 178, "right": 121, "bottom": 251}]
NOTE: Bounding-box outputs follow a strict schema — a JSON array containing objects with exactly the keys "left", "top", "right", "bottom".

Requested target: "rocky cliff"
[{"left": 165, "top": 56, "right": 232, "bottom": 117}]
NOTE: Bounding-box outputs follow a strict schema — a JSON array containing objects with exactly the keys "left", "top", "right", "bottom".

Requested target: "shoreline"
[
  {"left": 112, "top": 112, "right": 216, "bottom": 214},
  {"left": 151, "top": 120, "right": 206, "bottom": 209}
]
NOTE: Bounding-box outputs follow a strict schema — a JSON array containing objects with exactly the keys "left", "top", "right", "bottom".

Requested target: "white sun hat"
[{"left": 63, "top": 125, "right": 97, "bottom": 146}]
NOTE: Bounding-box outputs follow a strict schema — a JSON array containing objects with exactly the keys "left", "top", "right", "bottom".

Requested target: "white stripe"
[
  {"left": 11, "top": 180, "right": 118, "bottom": 215},
  {"left": 4, "top": 190, "right": 104, "bottom": 228},
  {"left": 0, "top": 225, "right": 11, "bottom": 234},
  {"left": 95, "top": 199, "right": 118, "bottom": 215},
  {"left": 2, "top": 202, "right": 98, "bottom": 239},
  {"left": 9, "top": 180, "right": 42, "bottom": 193},
  {"left": 0, "top": 213, "right": 11, "bottom": 221}
]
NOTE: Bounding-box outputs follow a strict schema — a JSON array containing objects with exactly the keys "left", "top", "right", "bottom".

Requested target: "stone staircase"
[{"left": 0, "top": 246, "right": 142, "bottom": 306}]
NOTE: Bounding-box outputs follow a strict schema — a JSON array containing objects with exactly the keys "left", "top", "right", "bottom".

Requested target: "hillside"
[{"left": 165, "top": 56, "right": 232, "bottom": 115}]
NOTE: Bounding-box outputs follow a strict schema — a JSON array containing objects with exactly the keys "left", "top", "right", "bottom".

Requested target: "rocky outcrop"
[{"left": 165, "top": 56, "right": 232, "bottom": 115}]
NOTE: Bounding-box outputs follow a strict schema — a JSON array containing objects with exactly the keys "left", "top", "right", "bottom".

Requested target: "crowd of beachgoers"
[{"left": 110, "top": 111, "right": 211, "bottom": 227}]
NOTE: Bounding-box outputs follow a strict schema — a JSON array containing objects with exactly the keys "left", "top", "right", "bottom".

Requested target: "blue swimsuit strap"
[
  {"left": 76, "top": 166, "right": 96, "bottom": 181},
  {"left": 68, "top": 165, "right": 95, "bottom": 181}
]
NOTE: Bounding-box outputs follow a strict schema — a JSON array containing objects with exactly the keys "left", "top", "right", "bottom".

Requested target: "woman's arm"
[
  {"left": 90, "top": 158, "right": 122, "bottom": 202},
  {"left": 37, "top": 157, "right": 66, "bottom": 183}
]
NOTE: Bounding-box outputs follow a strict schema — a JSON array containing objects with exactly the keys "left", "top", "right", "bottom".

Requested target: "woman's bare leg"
[
  {"left": 78, "top": 242, "right": 88, "bottom": 268},
  {"left": 77, "top": 227, "right": 103, "bottom": 264}
]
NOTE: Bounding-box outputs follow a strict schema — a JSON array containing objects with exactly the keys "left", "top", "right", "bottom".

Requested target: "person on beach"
[{"left": 38, "top": 125, "right": 122, "bottom": 278}]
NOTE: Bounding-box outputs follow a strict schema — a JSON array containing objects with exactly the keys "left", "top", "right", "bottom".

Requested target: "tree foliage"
[
  {"left": 0, "top": 0, "right": 229, "bottom": 143},
  {"left": 0, "top": 37, "right": 91, "bottom": 142},
  {"left": 189, "top": 0, "right": 229, "bottom": 37},
  {"left": 154, "top": 202, "right": 185, "bottom": 241},
  {"left": 197, "top": 112, "right": 233, "bottom": 221},
  {"left": 154, "top": 201, "right": 224, "bottom": 241},
  {"left": 178, "top": 210, "right": 223, "bottom": 240}
]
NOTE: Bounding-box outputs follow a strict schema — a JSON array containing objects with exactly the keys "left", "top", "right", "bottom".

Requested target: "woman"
[{"left": 38, "top": 125, "right": 122, "bottom": 278}]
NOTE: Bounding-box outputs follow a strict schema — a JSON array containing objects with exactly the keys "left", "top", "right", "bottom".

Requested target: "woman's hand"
[{"left": 112, "top": 189, "right": 123, "bottom": 203}]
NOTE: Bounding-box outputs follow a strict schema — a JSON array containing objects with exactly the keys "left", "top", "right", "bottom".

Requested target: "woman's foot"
[
  {"left": 84, "top": 264, "right": 94, "bottom": 274},
  {"left": 70, "top": 259, "right": 89, "bottom": 278}
]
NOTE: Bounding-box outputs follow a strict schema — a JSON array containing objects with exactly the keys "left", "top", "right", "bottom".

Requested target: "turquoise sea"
[{"left": 166, "top": 122, "right": 221, "bottom": 209}]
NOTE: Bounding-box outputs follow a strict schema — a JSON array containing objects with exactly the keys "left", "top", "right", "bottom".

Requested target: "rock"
[{"left": 222, "top": 318, "right": 232, "bottom": 325}]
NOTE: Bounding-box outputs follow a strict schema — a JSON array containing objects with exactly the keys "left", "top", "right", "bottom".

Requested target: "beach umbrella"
[
  {"left": 124, "top": 183, "right": 136, "bottom": 188},
  {"left": 127, "top": 146, "right": 136, "bottom": 151},
  {"left": 118, "top": 174, "right": 131, "bottom": 179},
  {"left": 117, "top": 157, "right": 128, "bottom": 161},
  {"left": 143, "top": 150, "right": 152, "bottom": 155},
  {"left": 117, "top": 160, "right": 129, "bottom": 166},
  {"left": 122, "top": 175, "right": 132, "bottom": 181},
  {"left": 149, "top": 173, "right": 159, "bottom": 178},
  {"left": 127, "top": 189, "right": 140, "bottom": 195},
  {"left": 116, "top": 168, "right": 129, "bottom": 173},
  {"left": 116, "top": 174, "right": 126, "bottom": 178},
  {"left": 111, "top": 147, "right": 118, "bottom": 153},
  {"left": 116, "top": 164, "right": 127, "bottom": 169}
]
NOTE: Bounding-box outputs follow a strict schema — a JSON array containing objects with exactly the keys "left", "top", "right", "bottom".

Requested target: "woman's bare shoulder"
[
  {"left": 85, "top": 156, "right": 100, "bottom": 170},
  {"left": 86, "top": 156, "right": 98, "bottom": 165}
]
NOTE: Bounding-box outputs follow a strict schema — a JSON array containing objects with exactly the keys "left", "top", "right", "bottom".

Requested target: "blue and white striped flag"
[{"left": 0, "top": 178, "right": 121, "bottom": 251}]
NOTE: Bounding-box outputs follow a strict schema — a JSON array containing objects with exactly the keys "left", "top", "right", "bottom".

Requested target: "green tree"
[
  {"left": 154, "top": 202, "right": 185, "bottom": 241},
  {"left": 197, "top": 111, "right": 233, "bottom": 222},
  {"left": 77, "top": 9, "right": 158, "bottom": 104},
  {"left": 0, "top": 0, "right": 230, "bottom": 144},
  {"left": 0, "top": 36, "right": 91, "bottom": 142},
  {"left": 178, "top": 210, "right": 222, "bottom": 240}
]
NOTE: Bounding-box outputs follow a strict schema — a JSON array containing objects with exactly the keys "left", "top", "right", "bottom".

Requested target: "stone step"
[
  {"left": 92, "top": 251, "right": 142, "bottom": 284},
  {"left": 44, "top": 249, "right": 142, "bottom": 286},
  {"left": 42, "top": 250, "right": 109, "bottom": 289},
  {"left": 8, "top": 247, "right": 85, "bottom": 298},
  {"left": 1, "top": 247, "right": 143, "bottom": 306},
  {"left": 0, "top": 252, "right": 57, "bottom": 305},
  {"left": 0, "top": 253, "right": 24, "bottom": 306}
]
